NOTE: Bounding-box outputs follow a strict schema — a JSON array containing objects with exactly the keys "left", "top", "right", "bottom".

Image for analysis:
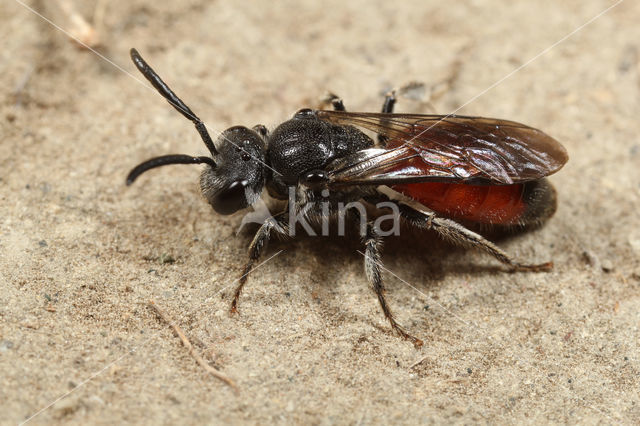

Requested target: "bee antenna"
[
  {"left": 126, "top": 155, "right": 216, "bottom": 186},
  {"left": 130, "top": 48, "right": 218, "bottom": 156}
]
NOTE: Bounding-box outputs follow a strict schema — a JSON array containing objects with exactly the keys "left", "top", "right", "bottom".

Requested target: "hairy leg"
[
  {"left": 363, "top": 222, "right": 424, "bottom": 347},
  {"left": 397, "top": 203, "right": 552, "bottom": 271},
  {"left": 321, "top": 92, "right": 346, "bottom": 111},
  {"left": 231, "top": 212, "right": 288, "bottom": 313},
  {"left": 381, "top": 90, "right": 396, "bottom": 114},
  {"left": 377, "top": 90, "right": 396, "bottom": 146}
]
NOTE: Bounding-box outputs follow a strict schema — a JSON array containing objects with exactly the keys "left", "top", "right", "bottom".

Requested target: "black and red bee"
[{"left": 126, "top": 49, "right": 568, "bottom": 346}]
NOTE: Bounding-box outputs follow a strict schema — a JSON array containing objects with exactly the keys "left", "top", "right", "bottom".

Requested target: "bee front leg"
[
  {"left": 231, "top": 212, "right": 288, "bottom": 314},
  {"left": 321, "top": 92, "right": 346, "bottom": 111}
]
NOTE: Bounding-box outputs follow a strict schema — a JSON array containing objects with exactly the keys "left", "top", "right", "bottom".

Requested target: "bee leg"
[
  {"left": 321, "top": 92, "right": 346, "bottom": 111},
  {"left": 230, "top": 212, "right": 288, "bottom": 314},
  {"left": 381, "top": 90, "right": 396, "bottom": 113},
  {"left": 377, "top": 90, "right": 396, "bottom": 146},
  {"left": 363, "top": 222, "right": 424, "bottom": 347},
  {"left": 252, "top": 124, "right": 269, "bottom": 138},
  {"left": 397, "top": 203, "right": 553, "bottom": 272}
]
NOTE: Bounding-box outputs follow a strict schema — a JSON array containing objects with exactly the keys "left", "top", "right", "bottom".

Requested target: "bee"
[{"left": 127, "top": 49, "right": 568, "bottom": 346}]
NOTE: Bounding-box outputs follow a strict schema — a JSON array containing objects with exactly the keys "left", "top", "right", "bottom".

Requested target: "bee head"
[{"left": 200, "top": 126, "right": 266, "bottom": 215}]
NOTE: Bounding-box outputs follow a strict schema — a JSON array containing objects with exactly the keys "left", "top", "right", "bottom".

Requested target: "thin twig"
[
  {"left": 149, "top": 300, "right": 238, "bottom": 391},
  {"left": 409, "top": 356, "right": 428, "bottom": 370},
  {"left": 54, "top": 0, "right": 100, "bottom": 48}
]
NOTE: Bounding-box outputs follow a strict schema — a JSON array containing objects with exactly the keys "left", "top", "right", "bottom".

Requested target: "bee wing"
[{"left": 317, "top": 110, "right": 568, "bottom": 185}]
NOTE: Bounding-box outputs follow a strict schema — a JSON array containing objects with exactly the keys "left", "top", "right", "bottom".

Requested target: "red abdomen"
[{"left": 391, "top": 182, "right": 527, "bottom": 225}]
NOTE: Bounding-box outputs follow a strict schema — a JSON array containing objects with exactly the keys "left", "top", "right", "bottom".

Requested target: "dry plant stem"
[
  {"left": 54, "top": 0, "right": 100, "bottom": 47},
  {"left": 409, "top": 356, "right": 428, "bottom": 370},
  {"left": 149, "top": 300, "right": 238, "bottom": 391}
]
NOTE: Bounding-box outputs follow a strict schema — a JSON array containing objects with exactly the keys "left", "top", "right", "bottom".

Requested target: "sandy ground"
[{"left": 2, "top": 0, "right": 640, "bottom": 424}]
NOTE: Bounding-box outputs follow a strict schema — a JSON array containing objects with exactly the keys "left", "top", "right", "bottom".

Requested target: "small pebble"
[
  {"left": 601, "top": 259, "right": 613, "bottom": 272},
  {"left": 582, "top": 251, "right": 599, "bottom": 268},
  {"left": 52, "top": 397, "right": 80, "bottom": 418}
]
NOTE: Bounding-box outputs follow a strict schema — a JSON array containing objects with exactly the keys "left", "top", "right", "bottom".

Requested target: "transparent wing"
[{"left": 317, "top": 110, "right": 568, "bottom": 186}]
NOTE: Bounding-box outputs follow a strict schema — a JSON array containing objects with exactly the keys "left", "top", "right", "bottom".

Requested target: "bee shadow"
[{"left": 246, "top": 219, "right": 522, "bottom": 297}]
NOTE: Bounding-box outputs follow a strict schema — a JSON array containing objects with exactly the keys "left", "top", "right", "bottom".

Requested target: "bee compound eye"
[{"left": 211, "top": 180, "right": 250, "bottom": 215}]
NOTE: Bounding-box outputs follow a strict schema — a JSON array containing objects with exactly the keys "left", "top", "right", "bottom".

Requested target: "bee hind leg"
[{"left": 397, "top": 203, "right": 553, "bottom": 272}]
